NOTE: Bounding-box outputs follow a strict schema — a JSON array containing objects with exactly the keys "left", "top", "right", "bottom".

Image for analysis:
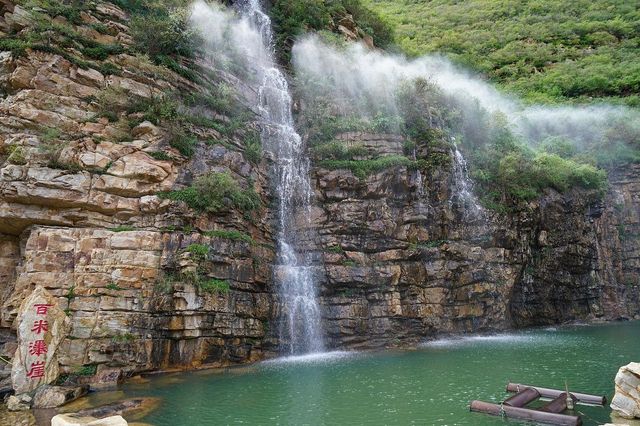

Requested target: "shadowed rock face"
[
  {"left": 310, "top": 133, "right": 640, "bottom": 350},
  {"left": 0, "top": 0, "right": 638, "bottom": 386}
]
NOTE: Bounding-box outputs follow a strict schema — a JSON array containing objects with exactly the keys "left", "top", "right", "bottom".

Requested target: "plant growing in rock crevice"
[{"left": 159, "top": 172, "right": 261, "bottom": 214}]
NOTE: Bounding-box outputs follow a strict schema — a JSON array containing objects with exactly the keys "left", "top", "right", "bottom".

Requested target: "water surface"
[{"left": 115, "top": 322, "right": 638, "bottom": 425}]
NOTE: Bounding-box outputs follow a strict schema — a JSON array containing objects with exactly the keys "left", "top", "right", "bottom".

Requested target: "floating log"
[
  {"left": 540, "top": 392, "right": 577, "bottom": 414},
  {"left": 470, "top": 400, "right": 582, "bottom": 426},
  {"left": 506, "top": 383, "right": 606, "bottom": 406},
  {"left": 503, "top": 387, "right": 540, "bottom": 407}
]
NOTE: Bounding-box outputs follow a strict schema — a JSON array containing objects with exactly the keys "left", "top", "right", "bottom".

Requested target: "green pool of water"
[{"left": 117, "top": 321, "right": 638, "bottom": 425}]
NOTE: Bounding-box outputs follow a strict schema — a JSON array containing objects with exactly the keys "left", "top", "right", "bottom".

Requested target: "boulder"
[
  {"left": 33, "top": 384, "right": 89, "bottom": 408},
  {"left": 51, "top": 413, "right": 128, "bottom": 426},
  {"left": 76, "top": 398, "right": 161, "bottom": 421},
  {"left": 611, "top": 362, "right": 640, "bottom": 419},
  {"left": 11, "top": 286, "right": 71, "bottom": 394},
  {"left": 6, "top": 393, "right": 32, "bottom": 411}
]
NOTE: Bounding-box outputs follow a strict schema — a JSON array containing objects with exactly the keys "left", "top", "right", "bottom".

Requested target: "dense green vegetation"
[
  {"left": 159, "top": 172, "right": 261, "bottom": 214},
  {"left": 271, "top": 0, "right": 393, "bottom": 63},
  {"left": 362, "top": 0, "right": 640, "bottom": 106}
]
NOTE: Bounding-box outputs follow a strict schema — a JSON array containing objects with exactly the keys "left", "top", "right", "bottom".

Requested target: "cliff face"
[
  {"left": 311, "top": 133, "right": 640, "bottom": 350},
  {"left": 0, "top": 1, "right": 277, "bottom": 388},
  {"left": 0, "top": 0, "right": 638, "bottom": 389}
]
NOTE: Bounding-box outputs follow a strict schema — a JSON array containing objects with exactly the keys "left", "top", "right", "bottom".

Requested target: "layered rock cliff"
[{"left": 0, "top": 0, "right": 638, "bottom": 391}]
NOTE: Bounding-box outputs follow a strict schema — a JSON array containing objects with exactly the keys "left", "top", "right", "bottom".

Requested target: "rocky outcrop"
[
  {"left": 11, "top": 286, "right": 70, "bottom": 395},
  {"left": 52, "top": 413, "right": 128, "bottom": 426},
  {"left": 0, "top": 0, "right": 277, "bottom": 388},
  {"left": 311, "top": 132, "right": 640, "bottom": 349},
  {"left": 611, "top": 362, "right": 640, "bottom": 419}
]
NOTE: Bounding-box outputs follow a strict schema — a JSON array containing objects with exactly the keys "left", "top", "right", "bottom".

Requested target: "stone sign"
[{"left": 11, "top": 285, "right": 70, "bottom": 394}]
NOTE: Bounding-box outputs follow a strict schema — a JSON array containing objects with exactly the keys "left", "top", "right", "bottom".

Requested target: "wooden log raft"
[
  {"left": 503, "top": 387, "right": 540, "bottom": 407},
  {"left": 470, "top": 400, "right": 582, "bottom": 426},
  {"left": 540, "top": 392, "right": 577, "bottom": 413},
  {"left": 506, "top": 383, "right": 606, "bottom": 406}
]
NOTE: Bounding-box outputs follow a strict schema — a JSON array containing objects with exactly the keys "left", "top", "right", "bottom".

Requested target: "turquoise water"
[{"left": 118, "top": 322, "right": 638, "bottom": 425}]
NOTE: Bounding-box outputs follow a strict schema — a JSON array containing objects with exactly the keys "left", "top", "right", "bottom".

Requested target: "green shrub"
[
  {"left": 109, "top": 225, "right": 136, "bottom": 232},
  {"left": 312, "top": 141, "right": 367, "bottom": 160},
  {"left": 184, "top": 243, "right": 209, "bottom": 260},
  {"left": 243, "top": 132, "right": 262, "bottom": 164},
  {"left": 106, "top": 283, "right": 123, "bottom": 290},
  {"left": 159, "top": 172, "right": 261, "bottom": 214},
  {"left": 168, "top": 130, "right": 197, "bottom": 157},
  {"left": 318, "top": 155, "right": 414, "bottom": 179},
  {"left": 198, "top": 278, "right": 230, "bottom": 294},
  {"left": 149, "top": 151, "right": 172, "bottom": 161},
  {"left": 204, "top": 229, "right": 255, "bottom": 244},
  {"left": 130, "top": 8, "right": 197, "bottom": 60},
  {"left": 7, "top": 146, "right": 27, "bottom": 165},
  {"left": 271, "top": 0, "right": 393, "bottom": 63}
]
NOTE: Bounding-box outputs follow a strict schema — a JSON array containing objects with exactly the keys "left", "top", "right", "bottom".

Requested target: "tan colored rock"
[
  {"left": 611, "top": 362, "right": 640, "bottom": 419},
  {"left": 6, "top": 393, "right": 32, "bottom": 411},
  {"left": 11, "top": 286, "right": 71, "bottom": 394},
  {"left": 51, "top": 414, "right": 128, "bottom": 426},
  {"left": 33, "top": 385, "right": 89, "bottom": 408},
  {"left": 107, "top": 152, "right": 171, "bottom": 183}
]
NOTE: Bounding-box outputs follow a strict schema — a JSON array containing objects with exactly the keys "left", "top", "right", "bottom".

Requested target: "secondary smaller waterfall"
[{"left": 451, "top": 147, "right": 484, "bottom": 222}]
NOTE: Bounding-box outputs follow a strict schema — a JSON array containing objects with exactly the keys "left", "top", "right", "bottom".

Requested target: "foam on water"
[
  {"left": 262, "top": 350, "right": 356, "bottom": 366},
  {"left": 421, "top": 332, "right": 560, "bottom": 348}
]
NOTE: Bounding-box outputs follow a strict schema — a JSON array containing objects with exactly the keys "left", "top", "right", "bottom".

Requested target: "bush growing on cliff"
[
  {"left": 271, "top": 0, "right": 393, "bottom": 63},
  {"left": 159, "top": 172, "right": 261, "bottom": 214}
]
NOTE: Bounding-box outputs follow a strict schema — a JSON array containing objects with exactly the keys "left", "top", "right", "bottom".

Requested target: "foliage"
[
  {"left": 159, "top": 172, "right": 261, "bottom": 214},
  {"left": 204, "top": 229, "right": 255, "bottom": 245},
  {"left": 465, "top": 117, "right": 608, "bottom": 206},
  {"left": 109, "top": 225, "right": 136, "bottom": 232},
  {"left": 7, "top": 146, "right": 27, "bottom": 165},
  {"left": 362, "top": 0, "right": 640, "bottom": 105},
  {"left": 106, "top": 283, "right": 123, "bottom": 290},
  {"left": 184, "top": 243, "right": 209, "bottom": 260},
  {"left": 270, "top": 0, "right": 393, "bottom": 63},
  {"left": 74, "top": 364, "right": 97, "bottom": 376},
  {"left": 198, "top": 278, "right": 230, "bottom": 294},
  {"left": 318, "top": 155, "right": 416, "bottom": 179},
  {"left": 243, "top": 132, "right": 262, "bottom": 164},
  {"left": 311, "top": 141, "right": 366, "bottom": 161},
  {"left": 129, "top": 6, "right": 197, "bottom": 60}
]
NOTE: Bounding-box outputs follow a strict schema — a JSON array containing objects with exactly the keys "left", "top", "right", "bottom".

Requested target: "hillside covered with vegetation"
[{"left": 362, "top": 0, "right": 640, "bottom": 106}]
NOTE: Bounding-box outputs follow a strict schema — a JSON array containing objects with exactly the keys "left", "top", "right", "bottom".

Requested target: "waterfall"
[
  {"left": 189, "top": 0, "right": 324, "bottom": 354},
  {"left": 236, "top": 0, "right": 324, "bottom": 354},
  {"left": 451, "top": 146, "right": 484, "bottom": 222}
]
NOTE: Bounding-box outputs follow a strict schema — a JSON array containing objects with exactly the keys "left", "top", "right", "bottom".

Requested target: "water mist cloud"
[{"left": 292, "top": 35, "right": 637, "bottom": 146}]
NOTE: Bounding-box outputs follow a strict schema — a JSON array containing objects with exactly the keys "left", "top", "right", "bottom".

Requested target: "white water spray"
[
  {"left": 292, "top": 36, "right": 639, "bottom": 149},
  {"left": 190, "top": 0, "right": 324, "bottom": 354}
]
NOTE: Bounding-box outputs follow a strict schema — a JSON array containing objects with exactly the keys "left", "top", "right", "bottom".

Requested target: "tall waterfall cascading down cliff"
[
  {"left": 240, "top": 0, "right": 324, "bottom": 354},
  {"left": 189, "top": 0, "right": 324, "bottom": 354}
]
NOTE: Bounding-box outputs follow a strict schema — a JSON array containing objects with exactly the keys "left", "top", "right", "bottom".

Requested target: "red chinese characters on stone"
[
  {"left": 31, "top": 319, "right": 48, "bottom": 334},
  {"left": 33, "top": 304, "right": 53, "bottom": 315},
  {"left": 28, "top": 340, "right": 48, "bottom": 356},
  {"left": 26, "top": 361, "right": 46, "bottom": 379}
]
